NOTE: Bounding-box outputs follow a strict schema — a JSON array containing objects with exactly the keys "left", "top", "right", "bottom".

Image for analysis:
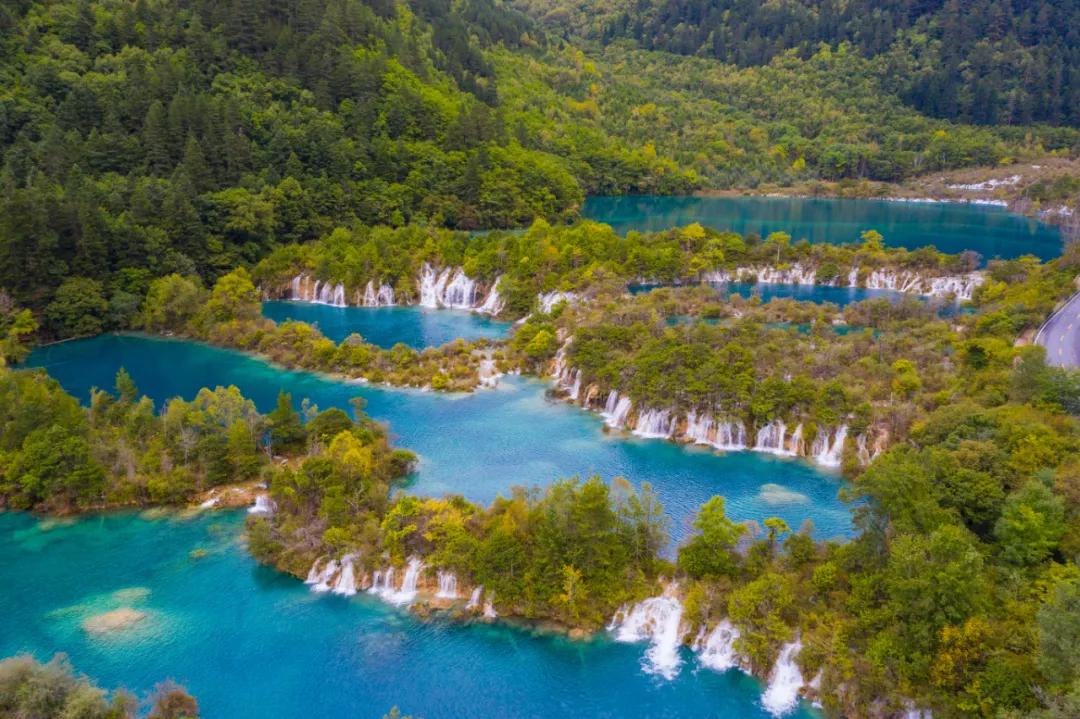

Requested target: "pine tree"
[{"left": 142, "top": 101, "right": 171, "bottom": 177}]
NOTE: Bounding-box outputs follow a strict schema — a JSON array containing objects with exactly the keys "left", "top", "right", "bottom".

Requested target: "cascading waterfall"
[
  {"left": 610, "top": 583, "right": 686, "bottom": 680},
  {"left": 550, "top": 337, "right": 572, "bottom": 381},
  {"left": 633, "top": 409, "right": 675, "bottom": 439},
  {"left": 308, "top": 559, "right": 339, "bottom": 593},
  {"left": 754, "top": 421, "right": 793, "bottom": 456},
  {"left": 602, "top": 390, "right": 618, "bottom": 416},
  {"left": 332, "top": 555, "right": 359, "bottom": 597},
  {"left": 384, "top": 557, "right": 423, "bottom": 606},
  {"left": 443, "top": 269, "right": 478, "bottom": 309},
  {"left": 928, "top": 273, "right": 982, "bottom": 300},
  {"left": 418, "top": 264, "right": 451, "bottom": 308},
  {"left": 362, "top": 281, "right": 395, "bottom": 307},
  {"left": 715, "top": 420, "right": 749, "bottom": 451},
  {"left": 306, "top": 280, "right": 346, "bottom": 307},
  {"left": 568, "top": 370, "right": 582, "bottom": 402},
  {"left": 248, "top": 495, "right": 274, "bottom": 514},
  {"left": 696, "top": 619, "right": 742, "bottom": 673},
  {"left": 305, "top": 557, "right": 325, "bottom": 584},
  {"left": 604, "top": 396, "right": 633, "bottom": 428},
  {"left": 813, "top": 425, "right": 848, "bottom": 467},
  {"left": 476, "top": 276, "right": 504, "bottom": 315},
  {"left": 761, "top": 639, "right": 805, "bottom": 717},
  {"left": 537, "top": 291, "right": 577, "bottom": 314},
  {"left": 435, "top": 570, "right": 458, "bottom": 599},
  {"left": 683, "top": 411, "right": 747, "bottom": 451},
  {"left": 368, "top": 567, "right": 394, "bottom": 598},
  {"left": 466, "top": 586, "right": 483, "bottom": 610},
  {"left": 482, "top": 591, "right": 497, "bottom": 619},
  {"left": 788, "top": 424, "right": 804, "bottom": 456}
]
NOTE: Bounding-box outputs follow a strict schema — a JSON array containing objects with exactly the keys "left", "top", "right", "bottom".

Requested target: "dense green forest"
[
  {"left": 515, "top": 0, "right": 1080, "bottom": 127},
  {"left": 4, "top": 0, "right": 1079, "bottom": 326},
  {"left": 0, "top": 358, "right": 415, "bottom": 511},
  {"left": 0, "top": 0, "right": 696, "bottom": 313}
]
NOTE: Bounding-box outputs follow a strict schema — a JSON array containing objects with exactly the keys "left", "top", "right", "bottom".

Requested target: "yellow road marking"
[{"left": 1059, "top": 348, "right": 1063, "bottom": 356}]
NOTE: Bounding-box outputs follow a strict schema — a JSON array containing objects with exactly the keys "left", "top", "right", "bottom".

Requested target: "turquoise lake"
[
  {"left": 0, "top": 510, "right": 819, "bottom": 719},
  {"left": 26, "top": 335, "right": 851, "bottom": 541},
  {"left": 261, "top": 302, "right": 511, "bottom": 348},
  {"left": 632, "top": 281, "right": 902, "bottom": 307},
  {"left": 583, "top": 195, "right": 1063, "bottom": 260}
]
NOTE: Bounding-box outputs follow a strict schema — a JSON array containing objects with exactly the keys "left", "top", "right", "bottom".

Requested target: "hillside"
[{"left": 514, "top": 0, "right": 1080, "bottom": 127}]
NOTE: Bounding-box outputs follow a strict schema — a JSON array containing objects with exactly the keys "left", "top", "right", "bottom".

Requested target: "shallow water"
[
  {"left": 0, "top": 511, "right": 820, "bottom": 719},
  {"left": 26, "top": 334, "right": 851, "bottom": 541},
  {"left": 583, "top": 195, "right": 1062, "bottom": 260},
  {"left": 261, "top": 302, "right": 511, "bottom": 348}
]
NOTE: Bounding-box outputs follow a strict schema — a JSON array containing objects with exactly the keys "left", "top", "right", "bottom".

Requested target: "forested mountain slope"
[
  {"left": 0, "top": 0, "right": 694, "bottom": 311},
  {"left": 1, "top": 0, "right": 1077, "bottom": 324},
  {"left": 515, "top": 0, "right": 1080, "bottom": 127}
]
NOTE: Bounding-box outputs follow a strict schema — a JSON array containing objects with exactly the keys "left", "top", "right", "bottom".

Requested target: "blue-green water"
[
  {"left": 583, "top": 196, "right": 1062, "bottom": 260},
  {"left": 261, "top": 302, "right": 511, "bottom": 348},
  {"left": 632, "top": 281, "right": 900, "bottom": 306},
  {"left": 0, "top": 510, "right": 819, "bottom": 719},
  {"left": 26, "top": 335, "right": 850, "bottom": 540}
]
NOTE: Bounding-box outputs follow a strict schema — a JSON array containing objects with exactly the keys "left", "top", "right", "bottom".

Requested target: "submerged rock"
[{"left": 81, "top": 607, "right": 147, "bottom": 633}]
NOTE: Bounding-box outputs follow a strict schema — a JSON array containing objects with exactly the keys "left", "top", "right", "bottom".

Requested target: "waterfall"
[
  {"left": 305, "top": 557, "right": 326, "bottom": 584},
  {"left": 611, "top": 583, "right": 685, "bottom": 680},
  {"left": 684, "top": 412, "right": 747, "bottom": 450},
  {"left": 602, "top": 390, "right": 619, "bottom": 416},
  {"left": 550, "top": 338, "right": 572, "bottom": 380},
  {"left": 568, "top": 370, "right": 582, "bottom": 402},
  {"left": 754, "top": 421, "right": 793, "bottom": 456},
  {"left": 752, "top": 264, "right": 816, "bottom": 285},
  {"left": 248, "top": 495, "right": 273, "bottom": 514},
  {"left": 788, "top": 424, "right": 804, "bottom": 456},
  {"left": 537, "top": 291, "right": 577, "bottom": 314},
  {"left": 290, "top": 274, "right": 304, "bottom": 299},
  {"left": 476, "top": 276, "right": 504, "bottom": 315},
  {"left": 443, "top": 269, "right": 478, "bottom": 309},
  {"left": 377, "top": 284, "right": 395, "bottom": 306},
  {"left": 813, "top": 425, "right": 848, "bottom": 467},
  {"left": 482, "top": 591, "right": 497, "bottom": 618},
  {"left": 716, "top": 420, "right": 748, "bottom": 450},
  {"left": 700, "top": 270, "right": 731, "bottom": 283},
  {"left": 696, "top": 619, "right": 742, "bottom": 673},
  {"left": 309, "top": 559, "right": 339, "bottom": 593},
  {"left": 368, "top": 567, "right": 394, "bottom": 598},
  {"left": 846, "top": 267, "right": 859, "bottom": 286},
  {"left": 927, "top": 273, "right": 982, "bottom": 300},
  {"left": 466, "top": 586, "right": 483, "bottom": 609},
  {"left": 362, "top": 281, "right": 377, "bottom": 307},
  {"left": 332, "top": 555, "right": 359, "bottom": 597},
  {"left": 633, "top": 409, "right": 675, "bottom": 439},
  {"left": 418, "top": 264, "right": 452, "bottom": 308},
  {"left": 761, "top": 639, "right": 805, "bottom": 717},
  {"left": 385, "top": 557, "right": 424, "bottom": 606},
  {"left": 199, "top": 497, "right": 219, "bottom": 509},
  {"left": 604, "top": 396, "right": 632, "bottom": 428},
  {"left": 436, "top": 570, "right": 458, "bottom": 599}
]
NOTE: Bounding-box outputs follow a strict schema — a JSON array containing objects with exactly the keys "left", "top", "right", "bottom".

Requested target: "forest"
[
  {"left": 514, "top": 0, "right": 1080, "bottom": 127},
  {"left": 3, "top": 0, "right": 1079, "bottom": 324}
]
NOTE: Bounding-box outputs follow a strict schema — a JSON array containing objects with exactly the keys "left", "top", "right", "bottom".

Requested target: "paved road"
[{"left": 1036, "top": 292, "right": 1080, "bottom": 368}]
